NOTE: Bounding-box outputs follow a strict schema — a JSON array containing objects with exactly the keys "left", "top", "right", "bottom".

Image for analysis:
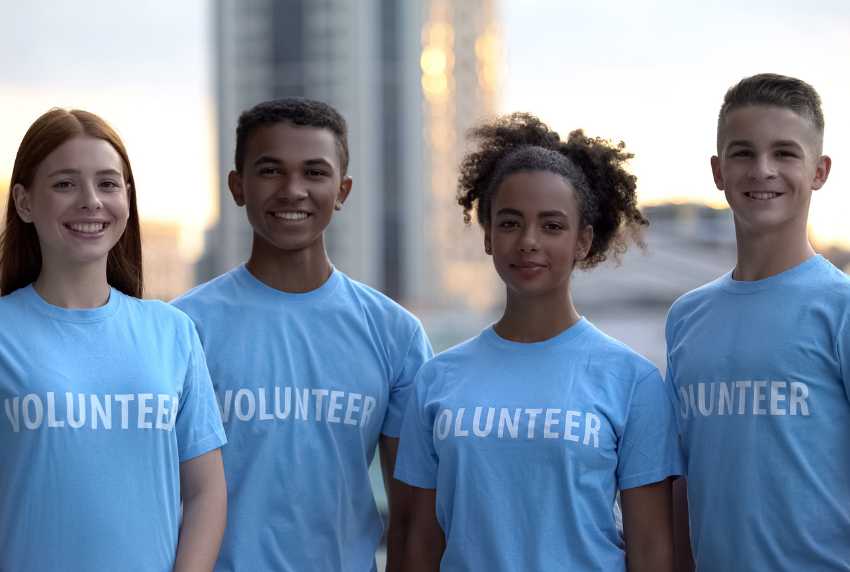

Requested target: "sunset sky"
[{"left": 2, "top": 0, "right": 848, "bottom": 260}]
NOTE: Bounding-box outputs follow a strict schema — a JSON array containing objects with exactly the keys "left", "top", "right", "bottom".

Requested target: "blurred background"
[{"left": 2, "top": 1, "right": 849, "bottom": 567}]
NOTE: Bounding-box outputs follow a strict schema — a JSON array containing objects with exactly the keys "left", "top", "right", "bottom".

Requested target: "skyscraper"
[
  {"left": 204, "top": 0, "right": 423, "bottom": 300},
  {"left": 418, "top": 0, "right": 504, "bottom": 308}
]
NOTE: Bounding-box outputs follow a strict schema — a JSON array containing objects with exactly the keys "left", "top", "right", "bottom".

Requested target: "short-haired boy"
[
  {"left": 173, "top": 98, "right": 433, "bottom": 571},
  {"left": 665, "top": 73, "right": 849, "bottom": 570}
]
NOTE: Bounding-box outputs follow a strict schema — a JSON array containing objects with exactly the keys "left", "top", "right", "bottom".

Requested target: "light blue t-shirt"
[
  {"left": 171, "top": 264, "right": 433, "bottom": 572},
  {"left": 0, "top": 285, "right": 226, "bottom": 572},
  {"left": 665, "top": 255, "right": 850, "bottom": 571},
  {"left": 395, "top": 319, "right": 682, "bottom": 571}
]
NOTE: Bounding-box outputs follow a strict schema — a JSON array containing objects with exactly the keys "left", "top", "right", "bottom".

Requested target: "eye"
[
  {"left": 498, "top": 220, "right": 519, "bottom": 228},
  {"left": 305, "top": 169, "right": 327, "bottom": 177},
  {"left": 775, "top": 150, "right": 798, "bottom": 157},
  {"left": 99, "top": 180, "right": 121, "bottom": 190},
  {"left": 543, "top": 222, "right": 563, "bottom": 231},
  {"left": 730, "top": 150, "right": 753, "bottom": 157},
  {"left": 259, "top": 167, "right": 280, "bottom": 175},
  {"left": 52, "top": 180, "right": 74, "bottom": 189}
]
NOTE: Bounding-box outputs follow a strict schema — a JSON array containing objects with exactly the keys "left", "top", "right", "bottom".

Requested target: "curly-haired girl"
[{"left": 395, "top": 112, "right": 682, "bottom": 571}]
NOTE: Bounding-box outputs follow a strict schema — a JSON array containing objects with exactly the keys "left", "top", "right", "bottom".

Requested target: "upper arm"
[
  {"left": 672, "top": 477, "right": 695, "bottom": 572},
  {"left": 620, "top": 477, "right": 674, "bottom": 572},
  {"left": 404, "top": 486, "right": 444, "bottom": 572},
  {"left": 179, "top": 448, "right": 226, "bottom": 501},
  {"left": 379, "top": 435, "right": 412, "bottom": 520}
]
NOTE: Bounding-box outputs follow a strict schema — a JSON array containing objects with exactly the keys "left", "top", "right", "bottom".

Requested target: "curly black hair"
[
  {"left": 457, "top": 112, "right": 648, "bottom": 269},
  {"left": 234, "top": 97, "right": 349, "bottom": 175}
]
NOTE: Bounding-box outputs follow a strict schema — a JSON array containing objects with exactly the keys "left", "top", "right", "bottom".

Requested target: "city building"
[
  {"left": 201, "top": 0, "right": 424, "bottom": 302},
  {"left": 201, "top": 0, "right": 505, "bottom": 309}
]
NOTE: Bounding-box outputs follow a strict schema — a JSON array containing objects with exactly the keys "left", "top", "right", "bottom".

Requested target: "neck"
[
  {"left": 33, "top": 257, "right": 112, "bottom": 310},
  {"left": 494, "top": 284, "right": 581, "bottom": 343},
  {"left": 245, "top": 233, "right": 333, "bottom": 293},
  {"left": 732, "top": 218, "right": 815, "bottom": 282}
]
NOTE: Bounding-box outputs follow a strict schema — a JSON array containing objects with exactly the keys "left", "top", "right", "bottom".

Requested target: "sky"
[
  {"left": 502, "top": 0, "right": 850, "bottom": 247},
  {"left": 1, "top": 0, "right": 849, "bottom": 257},
  {"left": 0, "top": 0, "right": 215, "bottom": 259}
]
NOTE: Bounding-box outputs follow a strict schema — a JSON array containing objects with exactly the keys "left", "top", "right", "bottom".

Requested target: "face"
[
  {"left": 484, "top": 171, "right": 593, "bottom": 300},
  {"left": 12, "top": 135, "right": 130, "bottom": 269},
  {"left": 229, "top": 122, "right": 352, "bottom": 255},
  {"left": 711, "top": 106, "right": 831, "bottom": 236}
]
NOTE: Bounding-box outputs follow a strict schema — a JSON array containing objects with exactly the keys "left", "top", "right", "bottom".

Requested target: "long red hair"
[{"left": 0, "top": 108, "right": 143, "bottom": 297}]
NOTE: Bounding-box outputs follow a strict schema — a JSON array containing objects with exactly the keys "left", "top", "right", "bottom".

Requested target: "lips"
[
  {"left": 745, "top": 191, "right": 781, "bottom": 200},
  {"left": 273, "top": 211, "right": 310, "bottom": 220},
  {"left": 65, "top": 222, "right": 109, "bottom": 236},
  {"left": 510, "top": 262, "right": 547, "bottom": 277}
]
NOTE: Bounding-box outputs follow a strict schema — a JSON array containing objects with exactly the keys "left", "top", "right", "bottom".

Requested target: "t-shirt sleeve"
[
  {"left": 663, "top": 314, "right": 684, "bottom": 436},
  {"left": 840, "top": 316, "right": 850, "bottom": 405},
  {"left": 393, "top": 369, "right": 439, "bottom": 489},
  {"left": 175, "top": 324, "right": 227, "bottom": 462},
  {"left": 381, "top": 324, "right": 434, "bottom": 438},
  {"left": 616, "top": 369, "right": 684, "bottom": 490}
]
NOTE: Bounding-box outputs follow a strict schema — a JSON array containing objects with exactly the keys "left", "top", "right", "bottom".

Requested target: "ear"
[
  {"left": 576, "top": 224, "right": 594, "bottom": 261},
  {"left": 228, "top": 170, "right": 245, "bottom": 207},
  {"left": 483, "top": 224, "right": 492, "bottom": 255},
  {"left": 811, "top": 155, "right": 831, "bottom": 191},
  {"left": 710, "top": 156, "right": 724, "bottom": 190},
  {"left": 334, "top": 175, "right": 353, "bottom": 211},
  {"left": 11, "top": 183, "right": 34, "bottom": 223}
]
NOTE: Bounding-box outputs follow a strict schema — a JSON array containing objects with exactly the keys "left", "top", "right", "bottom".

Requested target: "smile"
[
  {"left": 66, "top": 222, "right": 107, "bottom": 234},
  {"left": 746, "top": 192, "right": 780, "bottom": 200},
  {"left": 274, "top": 212, "right": 310, "bottom": 220},
  {"left": 510, "top": 263, "right": 547, "bottom": 277}
]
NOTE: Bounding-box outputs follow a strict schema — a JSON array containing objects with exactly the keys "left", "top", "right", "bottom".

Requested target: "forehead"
[
  {"left": 245, "top": 122, "right": 339, "bottom": 168},
  {"left": 722, "top": 106, "right": 815, "bottom": 150},
  {"left": 493, "top": 171, "right": 578, "bottom": 211},
  {"left": 38, "top": 136, "right": 124, "bottom": 174}
]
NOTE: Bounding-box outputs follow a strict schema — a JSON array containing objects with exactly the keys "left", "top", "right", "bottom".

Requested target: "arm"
[
  {"left": 173, "top": 448, "right": 227, "bottom": 572},
  {"left": 379, "top": 435, "right": 413, "bottom": 572},
  {"left": 672, "top": 477, "right": 695, "bottom": 572},
  {"left": 621, "top": 477, "right": 674, "bottom": 572},
  {"left": 403, "top": 486, "right": 445, "bottom": 572}
]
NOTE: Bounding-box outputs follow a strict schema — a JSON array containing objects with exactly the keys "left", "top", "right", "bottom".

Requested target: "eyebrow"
[
  {"left": 496, "top": 208, "right": 568, "bottom": 219},
  {"left": 253, "top": 156, "right": 283, "bottom": 167},
  {"left": 253, "top": 157, "right": 334, "bottom": 170},
  {"left": 726, "top": 139, "right": 806, "bottom": 151},
  {"left": 48, "top": 168, "right": 122, "bottom": 177}
]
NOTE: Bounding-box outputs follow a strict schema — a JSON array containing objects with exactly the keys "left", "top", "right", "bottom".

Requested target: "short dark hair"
[
  {"left": 458, "top": 112, "right": 647, "bottom": 269},
  {"left": 717, "top": 73, "right": 825, "bottom": 156},
  {"left": 234, "top": 98, "right": 349, "bottom": 175}
]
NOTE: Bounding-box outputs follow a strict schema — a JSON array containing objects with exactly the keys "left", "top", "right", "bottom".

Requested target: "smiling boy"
[
  {"left": 665, "top": 73, "right": 850, "bottom": 570},
  {"left": 172, "top": 98, "right": 433, "bottom": 571}
]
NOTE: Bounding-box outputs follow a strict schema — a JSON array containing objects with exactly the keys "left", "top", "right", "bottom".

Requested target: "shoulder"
[
  {"left": 412, "top": 334, "right": 481, "bottom": 384},
  {"left": 806, "top": 257, "right": 850, "bottom": 292},
  {"left": 170, "top": 267, "right": 244, "bottom": 316},
  {"left": 581, "top": 322, "right": 658, "bottom": 377},
  {"left": 121, "top": 294, "right": 197, "bottom": 334},
  {"left": 0, "top": 287, "right": 30, "bottom": 313},
  {"left": 668, "top": 274, "right": 726, "bottom": 319},
  {"left": 337, "top": 272, "right": 424, "bottom": 332}
]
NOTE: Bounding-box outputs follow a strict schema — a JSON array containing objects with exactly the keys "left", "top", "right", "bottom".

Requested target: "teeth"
[
  {"left": 69, "top": 223, "right": 105, "bottom": 233},
  {"left": 275, "top": 212, "right": 308, "bottom": 220},
  {"left": 748, "top": 192, "right": 778, "bottom": 200}
]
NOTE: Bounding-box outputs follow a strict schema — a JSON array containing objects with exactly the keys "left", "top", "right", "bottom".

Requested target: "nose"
[
  {"left": 77, "top": 182, "right": 103, "bottom": 211},
  {"left": 748, "top": 153, "right": 777, "bottom": 181},
  {"left": 278, "top": 175, "right": 309, "bottom": 201},
  {"left": 517, "top": 226, "right": 540, "bottom": 252}
]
